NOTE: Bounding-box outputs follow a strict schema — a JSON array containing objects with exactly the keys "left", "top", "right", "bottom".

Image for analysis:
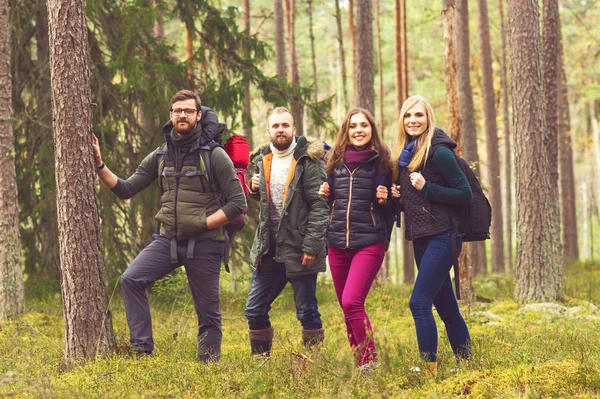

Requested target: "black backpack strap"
[{"left": 451, "top": 231, "right": 461, "bottom": 300}]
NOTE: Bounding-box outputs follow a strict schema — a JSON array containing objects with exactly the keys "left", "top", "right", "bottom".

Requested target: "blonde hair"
[{"left": 392, "top": 95, "right": 437, "bottom": 181}]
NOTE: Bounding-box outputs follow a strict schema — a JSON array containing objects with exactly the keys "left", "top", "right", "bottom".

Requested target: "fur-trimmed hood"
[{"left": 251, "top": 136, "right": 326, "bottom": 163}]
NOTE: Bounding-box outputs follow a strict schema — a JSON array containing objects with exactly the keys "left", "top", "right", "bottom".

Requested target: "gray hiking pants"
[{"left": 120, "top": 234, "right": 224, "bottom": 362}]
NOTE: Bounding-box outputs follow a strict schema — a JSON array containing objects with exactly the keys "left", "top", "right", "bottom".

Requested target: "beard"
[
  {"left": 174, "top": 118, "right": 197, "bottom": 136},
  {"left": 271, "top": 134, "right": 293, "bottom": 151}
]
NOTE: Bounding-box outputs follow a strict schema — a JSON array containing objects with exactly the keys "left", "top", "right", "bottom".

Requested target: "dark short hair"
[{"left": 170, "top": 90, "right": 202, "bottom": 110}]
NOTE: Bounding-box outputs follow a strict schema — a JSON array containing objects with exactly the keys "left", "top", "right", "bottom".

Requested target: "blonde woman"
[{"left": 391, "top": 95, "right": 472, "bottom": 376}]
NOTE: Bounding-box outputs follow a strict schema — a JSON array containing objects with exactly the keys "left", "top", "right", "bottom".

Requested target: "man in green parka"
[{"left": 244, "top": 107, "right": 329, "bottom": 356}]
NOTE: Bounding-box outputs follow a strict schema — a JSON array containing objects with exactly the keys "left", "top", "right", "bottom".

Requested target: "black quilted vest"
[
  {"left": 327, "top": 154, "right": 388, "bottom": 248},
  {"left": 399, "top": 129, "right": 456, "bottom": 241}
]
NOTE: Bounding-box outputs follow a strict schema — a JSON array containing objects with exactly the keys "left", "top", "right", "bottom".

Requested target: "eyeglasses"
[{"left": 170, "top": 108, "right": 198, "bottom": 116}]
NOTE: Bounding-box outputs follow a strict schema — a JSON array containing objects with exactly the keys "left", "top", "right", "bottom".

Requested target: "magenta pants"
[{"left": 328, "top": 242, "right": 386, "bottom": 366}]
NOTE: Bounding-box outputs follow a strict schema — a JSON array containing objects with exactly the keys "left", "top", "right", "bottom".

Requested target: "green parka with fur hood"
[{"left": 249, "top": 136, "right": 329, "bottom": 276}]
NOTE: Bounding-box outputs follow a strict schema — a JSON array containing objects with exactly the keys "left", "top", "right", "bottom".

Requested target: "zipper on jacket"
[
  {"left": 346, "top": 170, "right": 354, "bottom": 248},
  {"left": 330, "top": 201, "right": 335, "bottom": 224},
  {"left": 421, "top": 205, "right": 437, "bottom": 221},
  {"left": 370, "top": 202, "right": 377, "bottom": 227},
  {"left": 174, "top": 148, "right": 181, "bottom": 236}
]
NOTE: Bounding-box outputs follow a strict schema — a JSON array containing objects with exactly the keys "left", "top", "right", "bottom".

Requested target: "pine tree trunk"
[
  {"left": 355, "top": 0, "right": 374, "bottom": 115},
  {"left": 542, "top": 0, "right": 563, "bottom": 269},
  {"left": 456, "top": 0, "right": 485, "bottom": 277},
  {"left": 36, "top": 0, "right": 61, "bottom": 280},
  {"left": 334, "top": 0, "right": 349, "bottom": 111},
  {"left": 0, "top": 0, "right": 25, "bottom": 320},
  {"left": 395, "top": 0, "right": 409, "bottom": 112},
  {"left": 47, "top": 0, "right": 115, "bottom": 360},
  {"left": 443, "top": 0, "right": 474, "bottom": 300},
  {"left": 478, "top": 0, "right": 505, "bottom": 273},
  {"left": 375, "top": 0, "right": 384, "bottom": 134},
  {"left": 349, "top": 0, "right": 356, "bottom": 103},
  {"left": 285, "top": 0, "right": 303, "bottom": 135},
  {"left": 499, "top": 0, "right": 513, "bottom": 271},
  {"left": 185, "top": 24, "right": 195, "bottom": 86},
  {"left": 592, "top": 100, "right": 600, "bottom": 217},
  {"left": 402, "top": 215, "right": 414, "bottom": 284},
  {"left": 243, "top": 0, "right": 253, "bottom": 147},
  {"left": 274, "top": 0, "right": 286, "bottom": 79},
  {"left": 307, "top": 0, "right": 319, "bottom": 138},
  {"left": 509, "top": 0, "right": 562, "bottom": 302},
  {"left": 557, "top": 19, "right": 579, "bottom": 262},
  {"left": 443, "top": 0, "right": 460, "bottom": 140}
]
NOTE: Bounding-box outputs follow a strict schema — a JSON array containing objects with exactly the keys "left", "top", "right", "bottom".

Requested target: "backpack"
[
  {"left": 453, "top": 156, "right": 492, "bottom": 242},
  {"left": 450, "top": 154, "right": 492, "bottom": 299},
  {"left": 156, "top": 123, "right": 251, "bottom": 270}
]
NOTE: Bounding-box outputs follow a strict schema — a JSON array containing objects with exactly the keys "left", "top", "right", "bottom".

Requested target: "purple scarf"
[{"left": 345, "top": 146, "right": 377, "bottom": 172}]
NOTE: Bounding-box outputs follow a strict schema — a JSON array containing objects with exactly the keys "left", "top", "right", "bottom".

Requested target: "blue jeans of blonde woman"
[{"left": 410, "top": 230, "right": 471, "bottom": 362}]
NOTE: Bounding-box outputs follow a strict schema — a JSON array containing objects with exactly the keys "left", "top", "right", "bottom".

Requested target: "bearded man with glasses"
[{"left": 92, "top": 90, "right": 246, "bottom": 362}]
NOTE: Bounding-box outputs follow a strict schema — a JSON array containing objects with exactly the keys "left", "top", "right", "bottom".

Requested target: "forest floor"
[{"left": 1, "top": 261, "right": 600, "bottom": 398}]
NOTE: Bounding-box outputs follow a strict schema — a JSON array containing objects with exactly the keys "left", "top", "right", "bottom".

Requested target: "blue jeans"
[
  {"left": 410, "top": 230, "right": 471, "bottom": 362},
  {"left": 244, "top": 249, "right": 322, "bottom": 331}
]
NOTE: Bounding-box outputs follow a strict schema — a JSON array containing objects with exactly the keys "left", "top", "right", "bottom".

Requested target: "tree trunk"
[
  {"left": 0, "top": 0, "right": 25, "bottom": 320},
  {"left": 394, "top": 0, "right": 413, "bottom": 283},
  {"left": 581, "top": 182, "right": 590, "bottom": 259},
  {"left": 375, "top": 0, "right": 384, "bottom": 134},
  {"left": 334, "top": 0, "right": 349, "bottom": 111},
  {"left": 478, "top": 0, "right": 505, "bottom": 273},
  {"left": 355, "top": 0, "right": 374, "bottom": 115},
  {"left": 402, "top": 215, "right": 414, "bottom": 284},
  {"left": 498, "top": 0, "right": 513, "bottom": 271},
  {"left": 242, "top": 0, "right": 253, "bottom": 147},
  {"left": 349, "top": 0, "right": 356, "bottom": 103},
  {"left": 456, "top": 0, "right": 485, "bottom": 277},
  {"left": 509, "top": 0, "right": 562, "bottom": 302},
  {"left": 36, "top": 0, "right": 61, "bottom": 280},
  {"left": 542, "top": 0, "right": 563, "bottom": 270},
  {"left": 285, "top": 0, "right": 303, "bottom": 134},
  {"left": 47, "top": 0, "right": 115, "bottom": 360},
  {"left": 395, "top": 0, "right": 409, "bottom": 113},
  {"left": 274, "top": 0, "right": 286, "bottom": 79},
  {"left": 444, "top": 0, "right": 473, "bottom": 300},
  {"left": 592, "top": 100, "right": 600, "bottom": 217},
  {"left": 557, "top": 19, "right": 578, "bottom": 262},
  {"left": 185, "top": 24, "right": 195, "bottom": 86},
  {"left": 442, "top": 0, "right": 460, "bottom": 141}
]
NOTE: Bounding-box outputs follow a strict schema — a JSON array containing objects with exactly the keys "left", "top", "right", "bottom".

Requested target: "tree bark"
[
  {"left": 498, "top": 0, "right": 513, "bottom": 271},
  {"left": 47, "top": 0, "right": 116, "bottom": 360},
  {"left": 349, "top": 0, "right": 356, "bottom": 103},
  {"left": 0, "top": 0, "right": 25, "bottom": 320},
  {"left": 307, "top": 0, "right": 319, "bottom": 137},
  {"left": 402, "top": 215, "right": 414, "bottom": 284},
  {"left": 442, "top": 0, "right": 460, "bottom": 141},
  {"left": 36, "top": 0, "right": 61, "bottom": 280},
  {"left": 395, "top": 0, "right": 409, "bottom": 113},
  {"left": 478, "top": 0, "right": 505, "bottom": 273},
  {"left": 375, "top": 0, "right": 384, "bottom": 134},
  {"left": 334, "top": 0, "right": 349, "bottom": 111},
  {"left": 509, "top": 0, "right": 562, "bottom": 302},
  {"left": 557, "top": 17, "right": 579, "bottom": 262},
  {"left": 285, "top": 0, "right": 303, "bottom": 134},
  {"left": 242, "top": 0, "right": 253, "bottom": 147},
  {"left": 355, "top": 0, "right": 375, "bottom": 115},
  {"left": 456, "top": 0, "right": 486, "bottom": 277},
  {"left": 542, "top": 0, "right": 563, "bottom": 270},
  {"left": 444, "top": 0, "right": 473, "bottom": 300},
  {"left": 274, "top": 0, "right": 286, "bottom": 79}
]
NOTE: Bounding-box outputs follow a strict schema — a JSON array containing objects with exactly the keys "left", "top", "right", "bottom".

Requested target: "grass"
[{"left": 1, "top": 262, "right": 600, "bottom": 398}]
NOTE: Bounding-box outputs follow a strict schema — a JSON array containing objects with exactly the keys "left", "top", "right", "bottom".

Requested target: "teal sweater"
[{"left": 420, "top": 146, "right": 472, "bottom": 204}]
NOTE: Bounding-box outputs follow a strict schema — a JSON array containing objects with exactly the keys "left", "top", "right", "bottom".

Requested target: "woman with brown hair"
[{"left": 319, "top": 108, "right": 393, "bottom": 371}]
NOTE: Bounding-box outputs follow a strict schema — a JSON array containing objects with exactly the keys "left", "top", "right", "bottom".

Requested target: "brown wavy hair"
[{"left": 325, "top": 108, "right": 392, "bottom": 176}]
